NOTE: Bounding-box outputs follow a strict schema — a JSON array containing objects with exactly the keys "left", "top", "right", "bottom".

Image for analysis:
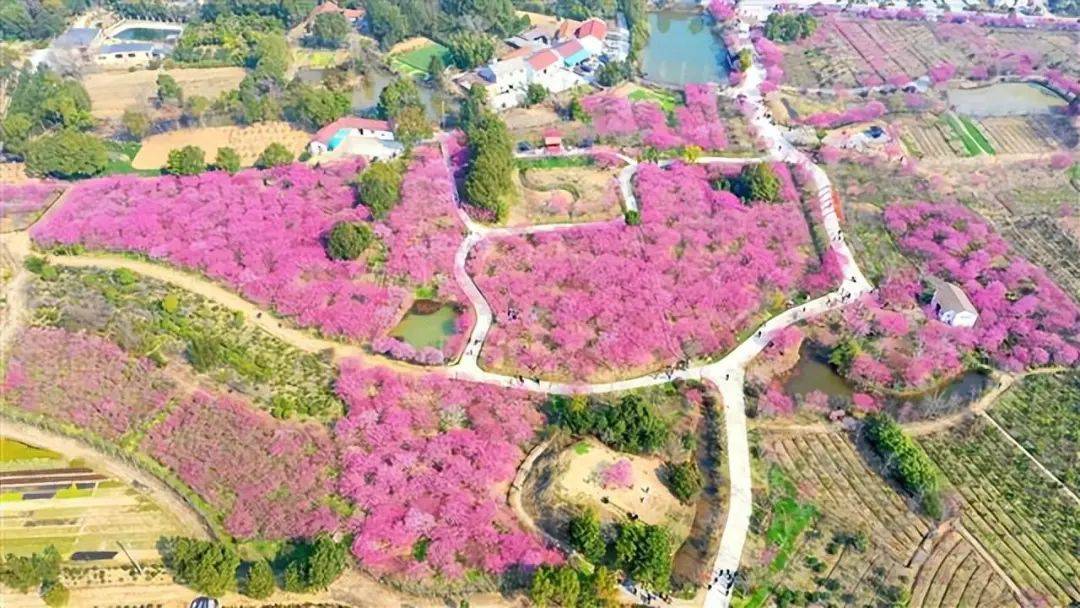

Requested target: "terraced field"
[
  {"left": 762, "top": 432, "right": 1015, "bottom": 607},
  {"left": 999, "top": 216, "right": 1080, "bottom": 302},
  {"left": 978, "top": 116, "right": 1076, "bottom": 155},
  {"left": 921, "top": 419, "right": 1080, "bottom": 606}
]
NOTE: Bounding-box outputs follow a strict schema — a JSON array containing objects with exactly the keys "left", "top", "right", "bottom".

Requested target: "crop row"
[
  {"left": 999, "top": 216, "right": 1080, "bottom": 302},
  {"left": 921, "top": 419, "right": 1080, "bottom": 604}
]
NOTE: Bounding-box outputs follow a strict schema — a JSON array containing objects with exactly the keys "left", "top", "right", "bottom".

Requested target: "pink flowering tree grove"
[
  {"left": 468, "top": 161, "right": 835, "bottom": 381},
  {"left": 30, "top": 149, "right": 471, "bottom": 358},
  {"left": 582, "top": 84, "right": 728, "bottom": 152},
  {"left": 333, "top": 361, "right": 560, "bottom": 579},
  {"left": 599, "top": 459, "right": 634, "bottom": 489}
]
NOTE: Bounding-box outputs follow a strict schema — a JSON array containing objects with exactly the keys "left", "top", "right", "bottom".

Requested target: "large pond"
[
  {"left": 783, "top": 343, "right": 990, "bottom": 419},
  {"left": 948, "top": 82, "right": 1068, "bottom": 117},
  {"left": 389, "top": 301, "right": 458, "bottom": 350},
  {"left": 641, "top": 11, "right": 729, "bottom": 87}
]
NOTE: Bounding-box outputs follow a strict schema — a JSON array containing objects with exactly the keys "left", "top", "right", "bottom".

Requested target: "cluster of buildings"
[
  {"left": 461, "top": 16, "right": 629, "bottom": 110},
  {"left": 46, "top": 21, "right": 182, "bottom": 70},
  {"left": 306, "top": 116, "right": 403, "bottom": 161}
]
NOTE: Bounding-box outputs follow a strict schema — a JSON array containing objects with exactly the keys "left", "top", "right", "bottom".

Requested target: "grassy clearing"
[
  {"left": 516, "top": 155, "right": 596, "bottom": 170},
  {"left": 103, "top": 141, "right": 160, "bottom": 177},
  {"left": 628, "top": 87, "right": 680, "bottom": 113},
  {"left": 391, "top": 41, "right": 450, "bottom": 77},
  {"left": 0, "top": 437, "right": 61, "bottom": 463}
]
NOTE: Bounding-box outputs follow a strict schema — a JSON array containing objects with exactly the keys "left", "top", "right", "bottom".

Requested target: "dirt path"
[{"left": 0, "top": 417, "right": 214, "bottom": 541}]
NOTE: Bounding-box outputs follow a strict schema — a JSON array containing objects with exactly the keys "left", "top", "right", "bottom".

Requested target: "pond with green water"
[
  {"left": 641, "top": 11, "right": 730, "bottom": 87},
  {"left": 389, "top": 301, "right": 458, "bottom": 350}
]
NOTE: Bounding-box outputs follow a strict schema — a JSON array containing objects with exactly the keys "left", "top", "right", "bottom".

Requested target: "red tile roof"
[
  {"left": 554, "top": 38, "right": 584, "bottom": 58},
  {"left": 576, "top": 17, "right": 607, "bottom": 40},
  {"left": 313, "top": 117, "right": 392, "bottom": 143},
  {"left": 527, "top": 49, "right": 560, "bottom": 71},
  {"left": 499, "top": 46, "right": 533, "bottom": 61},
  {"left": 312, "top": 1, "right": 364, "bottom": 21},
  {"left": 555, "top": 20, "right": 576, "bottom": 40}
]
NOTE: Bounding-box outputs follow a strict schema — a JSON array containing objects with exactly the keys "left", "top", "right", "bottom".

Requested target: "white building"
[
  {"left": 479, "top": 56, "right": 529, "bottom": 95},
  {"left": 95, "top": 42, "right": 168, "bottom": 68},
  {"left": 931, "top": 280, "right": 979, "bottom": 328},
  {"left": 308, "top": 117, "right": 402, "bottom": 160}
]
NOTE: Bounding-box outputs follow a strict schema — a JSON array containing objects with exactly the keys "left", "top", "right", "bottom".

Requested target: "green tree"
[
  {"left": 463, "top": 110, "right": 514, "bottom": 222},
  {"left": 596, "top": 59, "right": 631, "bottom": 86},
  {"left": 599, "top": 393, "right": 668, "bottom": 453},
  {"left": 529, "top": 565, "right": 581, "bottom": 607},
  {"left": 285, "top": 83, "right": 350, "bottom": 128},
  {"left": 864, "top": 414, "right": 943, "bottom": 518},
  {"left": 376, "top": 77, "right": 423, "bottom": 120},
  {"left": 583, "top": 566, "right": 619, "bottom": 608},
  {"left": 215, "top": 146, "right": 242, "bottom": 173},
  {"left": 326, "top": 220, "right": 374, "bottom": 260},
  {"left": 156, "top": 73, "right": 183, "bottom": 105},
  {"left": 307, "top": 11, "right": 350, "bottom": 48},
  {"left": 447, "top": 31, "right": 495, "bottom": 69},
  {"left": 359, "top": 160, "right": 403, "bottom": 218},
  {"left": 763, "top": 12, "right": 817, "bottom": 43},
  {"left": 166, "top": 145, "right": 207, "bottom": 175},
  {"left": 428, "top": 53, "right": 445, "bottom": 83},
  {"left": 280, "top": 533, "right": 348, "bottom": 592},
  {"left": 0, "top": 546, "right": 60, "bottom": 593},
  {"left": 665, "top": 460, "right": 703, "bottom": 503},
  {"left": 365, "top": 0, "right": 407, "bottom": 48},
  {"left": 243, "top": 559, "right": 275, "bottom": 598},
  {"left": 614, "top": 522, "right": 672, "bottom": 592},
  {"left": 255, "top": 142, "right": 293, "bottom": 168},
  {"left": 459, "top": 85, "right": 488, "bottom": 131},
  {"left": 393, "top": 104, "right": 432, "bottom": 146},
  {"left": 1, "top": 112, "right": 33, "bottom": 156},
  {"left": 734, "top": 162, "right": 781, "bottom": 203},
  {"left": 568, "top": 96, "right": 587, "bottom": 122},
  {"left": 525, "top": 83, "right": 548, "bottom": 106},
  {"left": 25, "top": 131, "right": 107, "bottom": 179},
  {"left": 121, "top": 108, "right": 151, "bottom": 139},
  {"left": 41, "top": 582, "right": 69, "bottom": 607},
  {"left": 7, "top": 68, "right": 92, "bottom": 132},
  {"left": 568, "top": 508, "right": 606, "bottom": 563},
  {"left": 184, "top": 95, "right": 211, "bottom": 125},
  {"left": 251, "top": 32, "right": 291, "bottom": 81},
  {"left": 163, "top": 537, "right": 240, "bottom": 597}
]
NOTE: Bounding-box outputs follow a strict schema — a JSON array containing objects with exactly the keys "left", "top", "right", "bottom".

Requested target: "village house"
[
  {"left": 309, "top": 0, "right": 365, "bottom": 23},
  {"left": 95, "top": 42, "right": 168, "bottom": 68},
  {"left": 307, "top": 116, "right": 403, "bottom": 161},
  {"left": 930, "top": 280, "right": 979, "bottom": 328}
]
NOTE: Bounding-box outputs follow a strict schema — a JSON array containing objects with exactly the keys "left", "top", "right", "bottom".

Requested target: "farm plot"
[
  {"left": 0, "top": 441, "right": 188, "bottom": 561},
  {"left": 82, "top": 67, "right": 246, "bottom": 120},
  {"left": 999, "top": 216, "right": 1080, "bottom": 301},
  {"left": 389, "top": 38, "right": 450, "bottom": 77},
  {"left": 759, "top": 432, "right": 1015, "bottom": 607},
  {"left": 509, "top": 156, "right": 624, "bottom": 225},
  {"left": 977, "top": 116, "right": 1077, "bottom": 154},
  {"left": 921, "top": 418, "right": 1080, "bottom": 606},
  {"left": 989, "top": 371, "right": 1080, "bottom": 495},
  {"left": 131, "top": 122, "right": 310, "bottom": 170},
  {"left": 901, "top": 119, "right": 967, "bottom": 159},
  {"left": 0, "top": 181, "right": 65, "bottom": 232}
]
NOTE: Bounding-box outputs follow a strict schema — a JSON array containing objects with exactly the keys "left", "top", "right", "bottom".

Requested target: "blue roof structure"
[{"left": 99, "top": 42, "right": 162, "bottom": 54}]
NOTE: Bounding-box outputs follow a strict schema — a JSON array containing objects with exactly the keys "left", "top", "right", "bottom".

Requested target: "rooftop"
[
  {"left": 313, "top": 116, "right": 393, "bottom": 144},
  {"left": 553, "top": 38, "right": 585, "bottom": 59},
  {"left": 575, "top": 17, "right": 607, "bottom": 40},
  {"left": 54, "top": 27, "right": 101, "bottom": 49},
  {"left": 99, "top": 42, "right": 165, "bottom": 54},
  {"left": 527, "top": 49, "right": 560, "bottom": 71},
  {"left": 932, "top": 279, "right": 977, "bottom": 315},
  {"left": 311, "top": 0, "right": 365, "bottom": 20}
]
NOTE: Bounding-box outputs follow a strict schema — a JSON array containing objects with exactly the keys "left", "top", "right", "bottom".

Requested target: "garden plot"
[
  {"left": 759, "top": 433, "right": 1015, "bottom": 607},
  {"left": 388, "top": 37, "right": 450, "bottom": 78},
  {"left": 0, "top": 440, "right": 188, "bottom": 561},
  {"left": 922, "top": 418, "right": 1080, "bottom": 606},
  {"left": 82, "top": 67, "right": 246, "bottom": 120},
  {"left": 977, "top": 116, "right": 1075, "bottom": 154},
  {"left": 900, "top": 119, "right": 968, "bottom": 159},
  {"left": 1000, "top": 216, "right": 1080, "bottom": 302},
  {"left": 509, "top": 156, "right": 624, "bottom": 226},
  {"left": 131, "top": 122, "right": 311, "bottom": 170},
  {"left": 989, "top": 371, "right": 1080, "bottom": 495}
]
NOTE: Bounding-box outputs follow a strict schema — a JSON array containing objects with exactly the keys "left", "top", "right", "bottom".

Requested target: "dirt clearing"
[
  {"left": 131, "top": 122, "right": 311, "bottom": 170},
  {"left": 83, "top": 67, "right": 246, "bottom": 120}
]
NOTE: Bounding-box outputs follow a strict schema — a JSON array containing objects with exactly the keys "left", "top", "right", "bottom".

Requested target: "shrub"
[
  {"left": 326, "top": 221, "right": 374, "bottom": 260},
  {"left": 243, "top": 559, "right": 275, "bottom": 599},
  {"left": 546, "top": 393, "right": 669, "bottom": 454},
  {"left": 358, "top": 161, "right": 403, "bottom": 219},
  {"left": 526, "top": 83, "right": 548, "bottom": 106},
  {"left": 163, "top": 537, "right": 240, "bottom": 597},
  {"left": 42, "top": 582, "right": 69, "bottom": 607},
  {"left": 255, "top": 142, "right": 294, "bottom": 168},
  {"left": 665, "top": 460, "right": 703, "bottom": 503},
  {"left": 863, "top": 413, "right": 942, "bottom": 518},
  {"left": 613, "top": 521, "right": 672, "bottom": 592},
  {"left": 165, "top": 145, "right": 207, "bottom": 176},
  {"left": 26, "top": 131, "right": 107, "bottom": 179},
  {"left": 214, "top": 147, "right": 241, "bottom": 173},
  {"left": 280, "top": 533, "right": 347, "bottom": 592},
  {"left": 568, "top": 508, "right": 606, "bottom": 563},
  {"left": 0, "top": 546, "right": 60, "bottom": 593}
]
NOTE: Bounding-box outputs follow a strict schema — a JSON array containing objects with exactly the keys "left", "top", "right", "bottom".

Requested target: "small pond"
[
  {"left": 298, "top": 68, "right": 455, "bottom": 122},
  {"left": 783, "top": 343, "right": 990, "bottom": 419},
  {"left": 112, "top": 26, "right": 182, "bottom": 42},
  {"left": 389, "top": 300, "right": 458, "bottom": 350},
  {"left": 641, "top": 11, "right": 730, "bottom": 87},
  {"left": 948, "top": 82, "right": 1068, "bottom": 117}
]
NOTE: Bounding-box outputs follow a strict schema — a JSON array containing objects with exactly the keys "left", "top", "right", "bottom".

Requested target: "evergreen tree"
[
  {"left": 326, "top": 221, "right": 375, "bottom": 260},
  {"left": 568, "top": 508, "right": 606, "bottom": 562},
  {"left": 243, "top": 560, "right": 275, "bottom": 599},
  {"left": 215, "top": 147, "right": 242, "bottom": 173},
  {"left": 25, "top": 131, "right": 107, "bottom": 179},
  {"left": 359, "top": 160, "right": 403, "bottom": 218},
  {"left": 166, "top": 145, "right": 207, "bottom": 176},
  {"left": 255, "top": 142, "right": 294, "bottom": 168}
]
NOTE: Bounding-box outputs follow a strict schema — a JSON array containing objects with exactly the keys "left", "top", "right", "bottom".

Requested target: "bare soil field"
[
  {"left": 0, "top": 162, "right": 29, "bottom": 184},
  {"left": 83, "top": 67, "right": 246, "bottom": 120},
  {"left": 509, "top": 164, "right": 623, "bottom": 225},
  {"left": 550, "top": 438, "right": 694, "bottom": 537},
  {"left": 131, "top": 122, "right": 311, "bottom": 170}
]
